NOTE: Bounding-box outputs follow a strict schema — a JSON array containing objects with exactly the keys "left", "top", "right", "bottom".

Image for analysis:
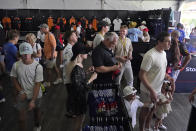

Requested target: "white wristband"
[{"left": 19, "top": 90, "right": 25, "bottom": 95}]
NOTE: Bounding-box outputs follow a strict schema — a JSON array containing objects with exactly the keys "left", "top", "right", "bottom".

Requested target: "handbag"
[{"left": 56, "top": 39, "right": 64, "bottom": 51}]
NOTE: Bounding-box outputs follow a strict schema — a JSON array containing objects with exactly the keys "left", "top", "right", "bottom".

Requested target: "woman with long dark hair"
[{"left": 166, "top": 30, "right": 191, "bottom": 93}]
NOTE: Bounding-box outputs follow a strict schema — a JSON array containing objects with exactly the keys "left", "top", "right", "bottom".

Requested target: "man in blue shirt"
[
  {"left": 177, "top": 23, "right": 185, "bottom": 43},
  {"left": 3, "top": 30, "right": 19, "bottom": 73},
  {"left": 128, "top": 21, "right": 142, "bottom": 42}
]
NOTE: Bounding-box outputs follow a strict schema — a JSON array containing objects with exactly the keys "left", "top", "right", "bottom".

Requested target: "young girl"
[
  {"left": 154, "top": 80, "right": 173, "bottom": 131},
  {"left": 25, "top": 33, "right": 42, "bottom": 62}
]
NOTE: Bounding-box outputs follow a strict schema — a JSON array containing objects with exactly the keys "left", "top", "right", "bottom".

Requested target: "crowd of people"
[{"left": 0, "top": 20, "right": 196, "bottom": 131}]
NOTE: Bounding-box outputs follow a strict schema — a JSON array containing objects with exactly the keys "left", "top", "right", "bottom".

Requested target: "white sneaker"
[
  {"left": 43, "top": 82, "right": 51, "bottom": 87},
  {"left": 0, "top": 98, "right": 6, "bottom": 103},
  {"left": 60, "top": 64, "right": 64, "bottom": 68},
  {"left": 145, "top": 128, "right": 153, "bottom": 131},
  {"left": 33, "top": 126, "right": 41, "bottom": 131},
  {"left": 159, "top": 124, "right": 167, "bottom": 130},
  {"left": 53, "top": 78, "right": 63, "bottom": 85}
]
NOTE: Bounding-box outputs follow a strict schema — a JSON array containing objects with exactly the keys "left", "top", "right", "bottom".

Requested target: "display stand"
[{"left": 83, "top": 83, "right": 133, "bottom": 131}]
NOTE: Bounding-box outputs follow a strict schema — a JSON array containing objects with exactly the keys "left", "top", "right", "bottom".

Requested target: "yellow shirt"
[{"left": 115, "top": 37, "right": 132, "bottom": 57}]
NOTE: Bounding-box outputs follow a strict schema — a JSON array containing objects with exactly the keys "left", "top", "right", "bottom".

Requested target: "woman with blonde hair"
[{"left": 25, "top": 33, "right": 42, "bottom": 62}]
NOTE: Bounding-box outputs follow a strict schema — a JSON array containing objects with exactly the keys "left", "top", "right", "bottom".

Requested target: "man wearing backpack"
[{"left": 10, "top": 42, "right": 43, "bottom": 131}]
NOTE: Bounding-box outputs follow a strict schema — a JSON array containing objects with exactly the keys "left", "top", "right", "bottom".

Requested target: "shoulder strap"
[
  {"left": 34, "top": 63, "right": 40, "bottom": 82},
  {"left": 15, "top": 61, "right": 20, "bottom": 78},
  {"left": 48, "top": 32, "right": 51, "bottom": 44},
  {"left": 36, "top": 43, "right": 38, "bottom": 51}
]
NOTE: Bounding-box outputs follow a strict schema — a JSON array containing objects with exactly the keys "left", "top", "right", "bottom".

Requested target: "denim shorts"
[
  {"left": 45, "top": 58, "right": 56, "bottom": 69},
  {"left": 15, "top": 96, "right": 41, "bottom": 111}
]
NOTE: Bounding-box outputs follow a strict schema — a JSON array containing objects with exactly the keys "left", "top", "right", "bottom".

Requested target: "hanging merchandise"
[
  {"left": 113, "top": 17, "right": 122, "bottom": 31},
  {"left": 148, "top": 19, "right": 165, "bottom": 37},
  {"left": 69, "top": 16, "right": 76, "bottom": 31},
  {"left": 47, "top": 16, "right": 54, "bottom": 30},
  {"left": 57, "top": 17, "right": 66, "bottom": 32},
  {"left": 92, "top": 17, "right": 98, "bottom": 31},
  {"left": 169, "top": 10, "right": 175, "bottom": 27},
  {"left": 125, "top": 17, "right": 131, "bottom": 27},
  {"left": 80, "top": 16, "right": 88, "bottom": 29},
  {"left": 69, "top": 16, "right": 76, "bottom": 25},
  {"left": 23, "top": 17, "right": 33, "bottom": 31},
  {"left": 2, "top": 16, "right": 11, "bottom": 30},
  {"left": 12, "top": 17, "right": 21, "bottom": 30},
  {"left": 102, "top": 17, "right": 111, "bottom": 25}
]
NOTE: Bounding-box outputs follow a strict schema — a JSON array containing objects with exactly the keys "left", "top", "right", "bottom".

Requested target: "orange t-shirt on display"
[
  {"left": 2, "top": 17, "right": 11, "bottom": 29},
  {"left": 92, "top": 18, "right": 98, "bottom": 31},
  {"left": 69, "top": 17, "right": 76, "bottom": 25},
  {"left": 48, "top": 17, "right": 54, "bottom": 30},
  {"left": 44, "top": 33, "right": 57, "bottom": 59},
  {"left": 57, "top": 17, "right": 66, "bottom": 25}
]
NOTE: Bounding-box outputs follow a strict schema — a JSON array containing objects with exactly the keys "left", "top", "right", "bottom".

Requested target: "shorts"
[
  {"left": 155, "top": 111, "right": 167, "bottom": 120},
  {"left": 0, "top": 53, "right": 4, "bottom": 62},
  {"left": 15, "top": 97, "right": 41, "bottom": 111},
  {"left": 140, "top": 90, "right": 161, "bottom": 103},
  {"left": 45, "top": 58, "right": 56, "bottom": 69}
]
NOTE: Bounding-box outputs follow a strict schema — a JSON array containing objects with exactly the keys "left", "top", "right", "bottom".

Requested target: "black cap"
[{"left": 71, "top": 43, "right": 91, "bottom": 61}]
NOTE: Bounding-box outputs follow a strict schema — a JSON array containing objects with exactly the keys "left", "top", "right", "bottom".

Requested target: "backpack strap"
[
  {"left": 35, "top": 43, "right": 38, "bottom": 52},
  {"left": 34, "top": 63, "right": 40, "bottom": 82}
]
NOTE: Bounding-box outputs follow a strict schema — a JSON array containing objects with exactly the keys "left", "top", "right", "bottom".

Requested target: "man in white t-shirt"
[
  {"left": 139, "top": 32, "right": 174, "bottom": 131},
  {"left": 93, "top": 21, "right": 110, "bottom": 49},
  {"left": 10, "top": 42, "right": 43, "bottom": 131}
]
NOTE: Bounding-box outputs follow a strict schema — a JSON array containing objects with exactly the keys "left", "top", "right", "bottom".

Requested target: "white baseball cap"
[
  {"left": 123, "top": 85, "right": 137, "bottom": 97},
  {"left": 19, "top": 42, "right": 33, "bottom": 55},
  {"left": 141, "top": 21, "right": 146, "bottom": 25}
]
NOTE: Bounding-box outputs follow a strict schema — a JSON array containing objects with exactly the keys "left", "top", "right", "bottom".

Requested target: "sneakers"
[
  {"left": 159, "top": 124, "right": 167, "bottom": 130},
  {"left": 43, "top": 82, "right": 51, "bottom": 87},
  {"left": 53, "top": 78, "right": 63, "bottom": 85},
  {"left": 0, "top": 98, "right": 6, "bottom": 103},
  {"left": 60, "top": 64, "right": 64, "bottom": 68},
  {"left": 145, "top": 128, "right": 153, "bottom": 131},
  {"left": 33, "top": 126, "right": 41, "bottom": 131}
]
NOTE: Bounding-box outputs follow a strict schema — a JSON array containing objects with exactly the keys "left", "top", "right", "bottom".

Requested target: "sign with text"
[{"left": 175, "top": 56, "right": 196, "bottom": 93}]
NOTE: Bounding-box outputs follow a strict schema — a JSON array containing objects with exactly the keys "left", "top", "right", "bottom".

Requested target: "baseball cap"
[
  {"left": 141, "top": 21, "right": 146, "bottom": 25},
  {"left": 19, "top": 42, "right": 33, "bottom": 55},
  {"left": 123, "top": 85, "right": 137, "bottom": 97},
  {"left": 143, "top": 28, "right": 149, "bottom": 32},
  {"left": 38, "top": 23, "right": 49, "bottom": 28},
  {"left": 71, "top": 43, "right": 91, "bottom": 61}
]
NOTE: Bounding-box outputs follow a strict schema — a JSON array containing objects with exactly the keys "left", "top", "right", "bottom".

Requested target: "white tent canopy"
[{"left": 0, "top": 0, "right": 192, "bottom": 11}]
